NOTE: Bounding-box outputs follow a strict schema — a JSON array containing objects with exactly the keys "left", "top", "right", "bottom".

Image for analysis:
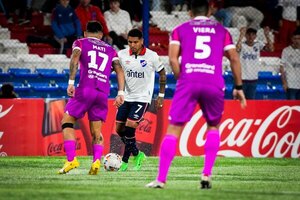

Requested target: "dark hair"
[
  {"left": 190, "top": 0, "right": 209, "bottom": 16},
  {"left": 86, "top": 21, "right": 103, "bottom": 33},
  {"left": 0, "top": 83, "right": 17, "bottom": 98},
  {"left": 109, "top": 0, "right": 120, "bottom": 2},
  {"left": 246, "top": 28, "right": 257, "bottom": 35},
  {"left": 128, "top": 28, "right": 143, "bottom": 39}
]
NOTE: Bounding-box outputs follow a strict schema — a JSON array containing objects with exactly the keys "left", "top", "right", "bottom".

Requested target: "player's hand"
[
  {"left": 156, "top": 97, "right": 164, "bottom": 110},
  {"left": 240, "top": 27, "right": 247, "bottom": 36},
  {"left": 67, "top": 85, "right": 75, "bottom": 97},
  {"left": 114, "top": 95, "right": 124, "bottom": 108},
  {"left": 233, "top": 89, "right": 247, "bottom": 109},
  {"left": 263, "top": 26, "right": 270, "bottom": 36}
]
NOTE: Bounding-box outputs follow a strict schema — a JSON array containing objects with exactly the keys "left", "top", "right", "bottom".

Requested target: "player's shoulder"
[{"left": 118, "top": 48, "right": 129, "bottom": 57}]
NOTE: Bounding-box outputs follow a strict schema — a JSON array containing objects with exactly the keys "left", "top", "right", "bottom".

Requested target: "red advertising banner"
[
  {"left": 0, "top": 99, "right": 299, "bottom": 158},
  {"left": 177, "top": 100, "right": 300, "bottom": 158}
]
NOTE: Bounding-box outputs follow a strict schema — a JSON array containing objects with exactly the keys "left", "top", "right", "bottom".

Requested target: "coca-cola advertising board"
[{"left": 0, "top": 99, "right": 299, "bottom": 158}]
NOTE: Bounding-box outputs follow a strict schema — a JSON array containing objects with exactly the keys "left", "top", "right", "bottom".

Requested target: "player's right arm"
[
  {"left": 67, "top": 48, "right": 81, "bottom": 97},
  {"left": 169, "top": 43, "right": 181, "bottom": 79},
  {"left": 224, "top": 48, "right": 247, "bottom": 109},
  {"left": 112, "top": 59, "right": 125, "bottom": 107}
]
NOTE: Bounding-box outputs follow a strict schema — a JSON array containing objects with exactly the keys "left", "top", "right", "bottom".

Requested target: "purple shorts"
[
  {"left": 169, "top": 81, "right": 224, "bottom": 126},
  {"left": 65, "top": 87, "right": 108, "bottom": 121}
]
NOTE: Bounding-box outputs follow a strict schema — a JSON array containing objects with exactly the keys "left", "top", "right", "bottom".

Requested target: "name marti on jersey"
[{"left": 193, "top": 27, "right": 215, "bottom": 34}]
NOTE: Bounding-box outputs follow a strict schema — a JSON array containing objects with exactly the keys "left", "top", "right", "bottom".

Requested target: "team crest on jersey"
[
  {"left": 125, "top": 60, "right": 130, "bottom": 65},
  {"left": 140, "top": 60, "right": 147, "bottom": 67},
  {"left": 253, "top": 46, "right": 259, "bottom": 52}
]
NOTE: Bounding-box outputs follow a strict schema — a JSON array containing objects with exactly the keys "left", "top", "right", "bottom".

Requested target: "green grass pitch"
[{"left": 0, "top": 156, "right": 299, "bottom": 200}]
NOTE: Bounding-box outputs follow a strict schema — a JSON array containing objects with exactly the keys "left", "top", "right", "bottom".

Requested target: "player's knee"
[
  {"left": 126, "top": 120, "right": 139, "bottom": 129},
  {"left": 61, "top": 123, "right": 74, "bottom": 130}
]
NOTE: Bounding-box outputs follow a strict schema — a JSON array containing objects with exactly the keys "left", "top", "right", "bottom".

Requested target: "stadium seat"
[{"left": 31, "top": 82, "right": 61, "bottom": 98}]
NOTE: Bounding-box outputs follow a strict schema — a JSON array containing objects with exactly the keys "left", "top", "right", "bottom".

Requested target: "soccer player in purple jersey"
[
  {"left": 58, "top": 21, "right": 125, "bottom": 175},
  {"left": 146, "top": 0, "right": 246, "bottom": 189}
]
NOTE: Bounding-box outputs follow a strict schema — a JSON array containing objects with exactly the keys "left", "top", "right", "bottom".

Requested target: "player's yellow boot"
[
  {"left": 89, "top": 159, "right": 101, "bottom": 175},
  {"left": 133, "top": 151, "right": 146, "bottom": 170},
  {"left": 58, "top": 157, "right": 79, "bottom": 174}
]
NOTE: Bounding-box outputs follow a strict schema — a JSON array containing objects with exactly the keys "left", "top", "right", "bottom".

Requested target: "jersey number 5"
[
  {"left": 194, "top": 35, "right": 211, "bottom": 59},
  {"left": 88, "top": 50, "right": 108, "bottom": 71}
]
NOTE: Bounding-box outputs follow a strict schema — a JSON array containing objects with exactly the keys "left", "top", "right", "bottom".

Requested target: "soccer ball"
[{"left": 103, "top": 153, "right": 122, "bottom": 171}]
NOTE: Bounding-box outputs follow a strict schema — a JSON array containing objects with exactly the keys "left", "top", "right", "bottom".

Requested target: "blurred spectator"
[
  {"left": 121, "top": 0, "right": 142, "bottom": 24},
  {"left": 277, "top": 0, "right": 300, "bottom": 47},
  {"left": 51, "top": 0, "right": 82, "bottom": 54},
  {"left": 0, "top": 84, "right": 18, "bottom": 98},
  {"left": 75, "top": 0, "right": 112, "bottom": 44},
  {"left": 225, "top": 6, "right": 264, "bottom": 29},
  {"left": 236, "top": 27, "right": 274, "bottom": 99},
  {"left": 280, "top": 28, "right": 300, "bottom": 100},
  {"left": 209, "top": 0, "right": 232, "bottom": 27},
  {"left": 104, "top": 0, "right": 132, "bottom": 50},
  {"left": 1, "top": 0, "right": 30, "bottom": 24}
]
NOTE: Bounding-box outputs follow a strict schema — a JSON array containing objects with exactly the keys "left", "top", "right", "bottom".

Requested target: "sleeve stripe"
[
  {"left": 224, "top": 44, "right": 236, "bottom": 51},
  {"left": 73, "top": 46, "right": 81, "bottom": 51},
  {"left": 169, "top": 40, "right": 180, "bottom": 45}
]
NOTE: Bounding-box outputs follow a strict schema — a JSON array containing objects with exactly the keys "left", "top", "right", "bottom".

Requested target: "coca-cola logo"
[
  {"left": 47, "top": 138, "right": 82, "bottom": 156},
  {"left": 0, "top": 104, "right": 14, "bottom": 157},
  {"left": 180, "top": 106, "right": 300, "bottom": 158}
]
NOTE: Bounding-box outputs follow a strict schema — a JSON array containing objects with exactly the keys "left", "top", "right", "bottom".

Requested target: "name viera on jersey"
[
  {"left": 126, "top": 70, "right": 145, "bottom": 78},
  {"left": 192, "top": 27, "right": 216, "bottom": 34}
]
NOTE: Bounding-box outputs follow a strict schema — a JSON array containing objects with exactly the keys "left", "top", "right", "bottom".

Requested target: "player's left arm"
[
  {"left": 67, "top": 48, "right": 81, "bottom": 97},
  {"left": 156, "top": 67, "right": 166, "bottom": 110},
  {"left": 112, "top": 59, "right": 125, "bottom": 107},
  {"left": 169, "top": 43, "right": 180, "bottom": 79}
]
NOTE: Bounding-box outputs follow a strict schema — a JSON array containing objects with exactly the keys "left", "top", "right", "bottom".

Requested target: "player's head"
[
  {"left": 127, "top": 28, "right": 144, "bottom": 54},
  {"left": 291, "top": 27, "right": 300, "bottom": 48},
  {"left": 190, "top": 0, "right": 210, "bottom": 18},
  {"left": 84, "top": 21, "right": 103, "bottom": 39},
  {"left": 245, "top": 27, "right": 257, "bottom": 45}
]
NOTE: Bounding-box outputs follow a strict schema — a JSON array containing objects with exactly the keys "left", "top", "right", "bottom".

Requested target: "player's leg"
[
  {"left": 198, "top": 86, "right": 223, "bottom": 189},
  {"left": 146, "top": 125, "right": 183, "bottom": 188},
  {"left": 146, "top": 82, "right": 197, "bottom": 188},
  {"left": 88, "top": 120, "right": 104, "bottom": 175},
  {"left": 124, "top": 120, "right": 146, "bottom": 171},
  {"left": 124, "top": 102, "right": 148, "bottom": 170},
  {"left": 87, "top": 90, "right": 109, "bottom": 175},
  {"left": 58, "top": 113, "right": 79, "bottom": 174},
  {"left": 115, "top": 102, "right": 130, "bottom": 171}
]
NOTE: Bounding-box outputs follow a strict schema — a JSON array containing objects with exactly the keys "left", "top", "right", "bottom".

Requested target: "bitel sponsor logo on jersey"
[{"left": 179, "top": 102, "right": 300, "bottom": 158}]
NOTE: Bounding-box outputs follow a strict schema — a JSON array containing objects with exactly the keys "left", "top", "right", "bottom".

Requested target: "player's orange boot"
[
  {"left": 89, "top": 159, "right": 101, "bottom": 175},
  {"left": 58, "top": 157, "right": 80, "bottom": 174},
  {"left": 200, "top": 174, "right": 212, "bottom": 189}
]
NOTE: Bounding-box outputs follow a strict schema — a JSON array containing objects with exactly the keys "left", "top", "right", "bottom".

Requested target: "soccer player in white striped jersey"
[{"left": 115, "top": 28, "right": 166, "bottom": 171}]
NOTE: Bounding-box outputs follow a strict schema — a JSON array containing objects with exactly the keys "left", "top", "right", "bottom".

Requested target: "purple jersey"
[
  {"left": 72, "top": 37, "right": 118, "bottom": 95},
  {"left": 170, "top": 16, "right": 235, "bottom": 88}
]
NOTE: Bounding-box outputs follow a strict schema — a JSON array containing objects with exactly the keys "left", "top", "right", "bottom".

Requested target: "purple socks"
[
  {"left": 64, "top": 140, "right": 76, "bottom": 162},
  {"left": 157, "top": 135, "right": 178, "bottom": 183},
  {"left": 93, "top": 144, "right": 104, "bottom": 162},
  {"left": 202, "top": 130, "right": 220, "bottom": 176}
]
